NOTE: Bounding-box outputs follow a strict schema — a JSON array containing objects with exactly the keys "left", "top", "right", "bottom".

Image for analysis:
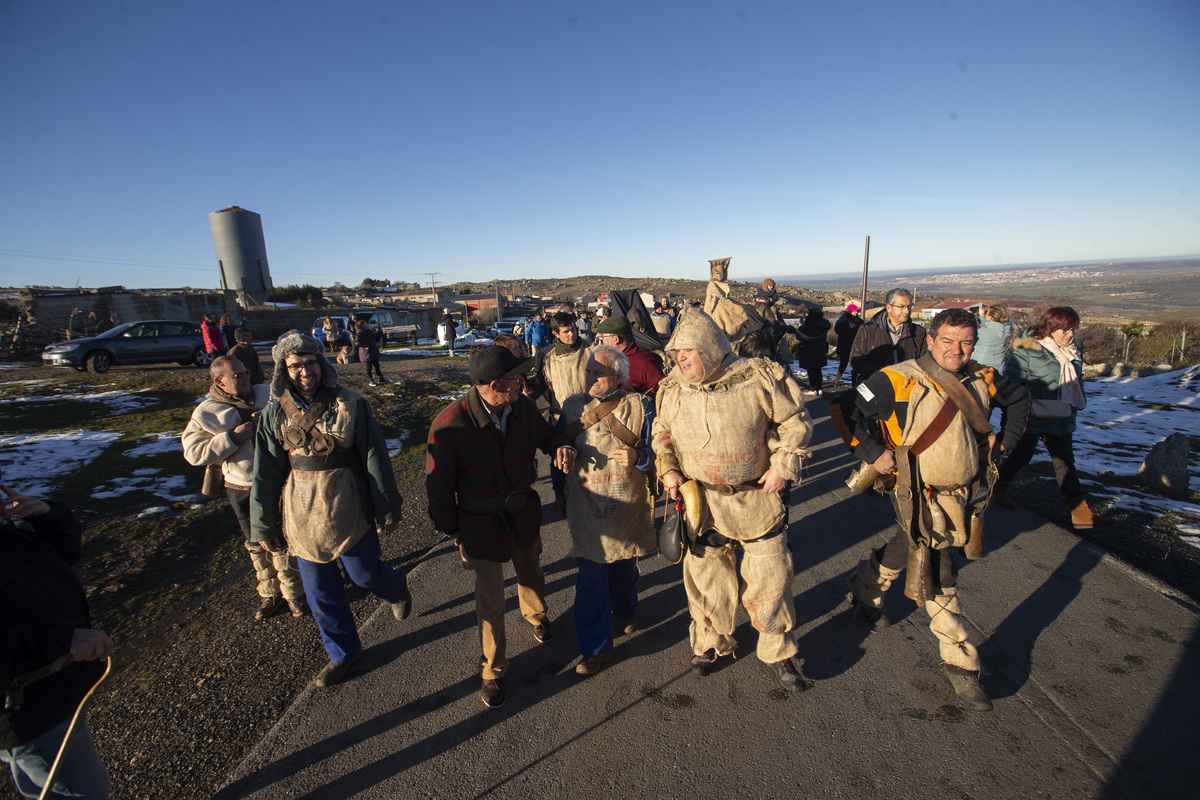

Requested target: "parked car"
[
  {"left": 42, "top": 320, "right": 208, "bottom": 373},
  {"left": 311, "top": 316, "right": 352, "bottom": 347}
]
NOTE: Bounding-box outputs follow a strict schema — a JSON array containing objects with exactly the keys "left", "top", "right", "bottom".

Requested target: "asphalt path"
[{"left": 216, "top": 394, "right": 1200, "bottom": 800}]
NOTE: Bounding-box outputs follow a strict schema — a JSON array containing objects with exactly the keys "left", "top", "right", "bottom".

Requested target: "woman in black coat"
[{"left": 792, "top": 307, "right": 832, "bottom": 394}]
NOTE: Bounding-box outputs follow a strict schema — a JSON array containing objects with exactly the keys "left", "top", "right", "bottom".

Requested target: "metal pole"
[{"left": 859, "top": 236, "right": 870, "bottom": 315}]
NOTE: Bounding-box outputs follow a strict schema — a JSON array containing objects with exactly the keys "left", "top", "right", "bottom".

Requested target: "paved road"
[{"left": 216, "top": 396, "right": 1200, "bottom": 800}]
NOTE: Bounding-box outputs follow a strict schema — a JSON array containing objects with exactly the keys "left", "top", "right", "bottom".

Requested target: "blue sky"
[{"left": 1, "top": 1, "right": 1197, "bottom": 290}]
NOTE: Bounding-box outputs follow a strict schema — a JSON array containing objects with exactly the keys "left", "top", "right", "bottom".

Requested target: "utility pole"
[
  {"left": 427, "top": 272, "right": 442, "bottom": 306},
  {"left": 859, "top": 236, "right": 870, "bottom": 315}
]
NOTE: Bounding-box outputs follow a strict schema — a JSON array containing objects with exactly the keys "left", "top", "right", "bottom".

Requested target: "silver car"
[{"left": 42, "top": 320, "right": 209, "bottom": 373}]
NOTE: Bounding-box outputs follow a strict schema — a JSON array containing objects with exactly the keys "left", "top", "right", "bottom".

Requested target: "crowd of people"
[{"left": 4, "top": 287, "right": 1112, "bottom": 797}]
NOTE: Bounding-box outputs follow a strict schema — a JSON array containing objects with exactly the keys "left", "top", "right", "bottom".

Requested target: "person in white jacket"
[{"left": 182, "top": 355, "right": 306, "bottom": 621}]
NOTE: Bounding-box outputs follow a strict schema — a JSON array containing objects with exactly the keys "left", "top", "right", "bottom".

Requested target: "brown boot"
[
  {"left": 993, "top": 481, "right": 1015, "bottom": 509},
  {"left": 1068, "top": 498, "right": 1112, "bottom": 530}
]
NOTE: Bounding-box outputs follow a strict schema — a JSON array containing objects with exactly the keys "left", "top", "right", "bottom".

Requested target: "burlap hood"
[
  {"left": 269, "top": 330, "right": 340, "bottom": 398},
  {"left": 665, "top": 309, "right": 736, "bottom": 385}
]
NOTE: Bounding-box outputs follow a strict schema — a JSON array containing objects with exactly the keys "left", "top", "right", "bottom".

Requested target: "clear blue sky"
[{"left": 1, "top": 1, "right": 1197, "bottom": 290}]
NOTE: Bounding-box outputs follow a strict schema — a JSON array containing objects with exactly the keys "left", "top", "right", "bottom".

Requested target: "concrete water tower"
[{"left": 209, "top": 205, "right": 274, "bottom": 307}]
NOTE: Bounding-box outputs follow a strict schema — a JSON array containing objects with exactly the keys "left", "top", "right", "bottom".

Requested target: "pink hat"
[{"left": 846, "top": 303, "right": 860, "bottom": 313}]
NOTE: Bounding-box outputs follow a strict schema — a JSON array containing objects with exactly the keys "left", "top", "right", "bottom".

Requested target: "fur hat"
[{"left": 270, "top": 330, "right": 339, "bottom": 398}]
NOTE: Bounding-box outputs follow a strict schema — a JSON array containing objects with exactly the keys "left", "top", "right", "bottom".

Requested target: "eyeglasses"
[
  {"left": 889, "top": 304, "right": 913, "bottom": 312},
  {"left": 286, "top": 362, "right": 320, "bottom": 374}
]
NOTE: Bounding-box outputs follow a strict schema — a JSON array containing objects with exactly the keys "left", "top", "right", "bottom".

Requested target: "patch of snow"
[
  {"left": 93, "top": 473, "right": 195, "bottom": 503},
  {"left": 124, "top": 433, "right": 183, "bottom": 459},
  {"left": 0, "top": 380, "right": 53, "bottom": 388},
  {"left": 137, "top": 506, "right": 171, "bottom": 518},
  {"left": 385, "top": 431, "right": 413, "bottom": 458},
  {"left": 0, "top": 365, "right": 26, "bottom": 371},
  {"left": 0, "top": 388, "right": 157, "bottom": 414},
  {"left": 0, "top": 431, "right": 122, "bottom": 496}
]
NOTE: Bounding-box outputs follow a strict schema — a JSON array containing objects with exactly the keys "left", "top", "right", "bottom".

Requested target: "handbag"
[
  {"left": 658, "top": 492, "right": 686, "bottom": 565},
  {"left": 1030, "top": 398, "right": 1073, "bottom": 419}
]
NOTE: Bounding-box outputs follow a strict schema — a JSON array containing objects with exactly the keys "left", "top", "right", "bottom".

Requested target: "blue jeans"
[
  {"left": 295, "top": 526, "right": 408, "bottom": 664},
  {"left": 0, "top": 716, "right": 110, "bottom": 800},
  {"left": 573, "top": 557, "right": 640, "bottom": 657}
]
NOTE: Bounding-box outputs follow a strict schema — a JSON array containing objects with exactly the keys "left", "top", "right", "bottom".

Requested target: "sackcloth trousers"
[{"left": 226, "top": 487, "right": 304, "bottom": 601}]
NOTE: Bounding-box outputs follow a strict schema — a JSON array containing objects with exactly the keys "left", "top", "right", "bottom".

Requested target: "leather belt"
[
  {"left": 224, "top": 480, "right": 250, "bottom": 492},
  {"left": 698, "top": 479, "right": 761, "bottom": 496},
  {"left": 460, "top": 488, "right": 533, "bottom": 515},
  {"left": 288, "top": 449, "right": 360, "bottom": 472}
]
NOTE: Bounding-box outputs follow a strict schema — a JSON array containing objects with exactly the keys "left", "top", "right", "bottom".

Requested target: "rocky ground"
[{"left": 2, "top": 352, "right": 1197, "bottom": 799}]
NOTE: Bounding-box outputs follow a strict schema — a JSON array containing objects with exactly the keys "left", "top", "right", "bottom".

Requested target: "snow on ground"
[
  {"left": 0, "top": 431, "right": 122, "bottom": 496},
  {"left": 385, "top": 431, "right": 413, "bottom": 458},
  {"left": 0, "top": 388, "right": 157, "bottom": 414},
  {"left": 389, "top": 347, "right": 467, "bottom": 358},
  {"left": 93, "top": 472, "right": 194, "bottom": 503},
  {"left": 0, "top": 379, "right": 52, "bottom": 387},
  {"left": 0, "top": 365, "right": 26, "bottom": 371},
  {"left": 124, "top": 432, "right": 183, "bottom": 459}
]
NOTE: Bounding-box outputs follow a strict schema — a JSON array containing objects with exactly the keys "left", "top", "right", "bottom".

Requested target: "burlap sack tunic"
[
  {"left": 256, "top": 389, "right": 372, "bottom": 563},
  {"left": 560, "top": 392, "right": 655, "bottom": 563},
  {"left": 653, "top": 309, "right": 813, "bottom": 663},
  {"left": 543, "top": 345, "right": 592, "bottom": 424}
]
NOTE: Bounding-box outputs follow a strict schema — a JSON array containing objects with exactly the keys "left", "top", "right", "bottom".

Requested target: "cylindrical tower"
[{"left": 209, "top": 206, "right": 274, "bottom": 304}]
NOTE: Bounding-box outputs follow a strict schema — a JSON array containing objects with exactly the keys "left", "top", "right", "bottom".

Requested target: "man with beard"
[
  {"left": 652, "top": 309, "right": 813, "bottom": 690},
  {"left": 184, "top": 355, "right": 305, "bottom": 621},
  {"left": 251, "top": 332, "right": 412, "bottom": 688}
]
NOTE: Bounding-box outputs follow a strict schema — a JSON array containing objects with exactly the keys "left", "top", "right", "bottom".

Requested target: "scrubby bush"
[{"left": 268, "top": 284, "right": 327, "bottom": 308}]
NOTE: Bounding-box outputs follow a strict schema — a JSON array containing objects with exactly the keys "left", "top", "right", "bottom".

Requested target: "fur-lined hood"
[{"left": 1011, "top": 334, "right": 1044, "bottom": 352}]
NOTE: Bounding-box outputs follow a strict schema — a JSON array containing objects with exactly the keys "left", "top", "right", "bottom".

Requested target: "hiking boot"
[
  {"left": 532, "top": 621, "right": 554, "bottom": 643},
  {"left": 388, "top": 587, "right": 413, "bottom": 621},
  {"left": 480, "top": 677, "right": 506, "bottom": 708},
  {"left": 254, "top": 596, "right": 285, "bottom": 621},
  {"left": 315, "top": 651, "right": 363, "bottom": 688},
  {"left": 575, "top": 652, "right": 613, "bottom": 676},
  {"left": 769, "top": 658, "right": 805, "bottom": 692},
  {"left": 1068, "top": 498, "right": 1112, "bottom": 530},
  {"left": 690, "top": 650, "right": 718, "bottom": 677},
  {"left": 849, "top": 598, "right": 893, "bottom": 630},
  {"left": 943, "top": 665, "right": 992, "bottom": 712},
  {"left": 993, "top": 481, "right": 1015, "bottom": 509},
  {"left": 287, "top": 598, "right": 308, "bottom": 618},
  {"left": 615, "top": 617, "right": 638, "bottom": 637}
]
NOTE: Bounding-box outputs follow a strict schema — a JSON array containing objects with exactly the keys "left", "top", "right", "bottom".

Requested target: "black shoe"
[
  {"left": 255, "top": 596, "right": 285, "bottom": 621},
  {"left": 690, "top": 650, "right": 717, "bottom": 677},
  {"left": 943, "top": 665, "right": 992, "bottom": 712},
  {"left": 389, "top": 587, "right": 413, "bottom": 621},
  {"left": 532, "top": 621, "right": 554, "bottom": 643},
  {"left": 315, "top": 651, "right": 363, "bottom": 688},
  {"left": 770, "top": 658, "right": 805, "bottom": 692},
  {"left": 480, "top": 677, "right": 506, "bottom": 708}
]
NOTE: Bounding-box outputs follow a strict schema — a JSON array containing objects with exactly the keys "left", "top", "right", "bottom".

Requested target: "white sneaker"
[{"left": 368, "top": 381, "right": 377, "bottom": 387}]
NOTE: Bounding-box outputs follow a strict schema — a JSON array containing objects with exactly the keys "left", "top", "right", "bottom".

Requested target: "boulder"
[
  {"left": 1112, "top": 363, "right": 1136, "bottom": 377},
  {"left": 1137, "top": 432, "right": 1192, "bottom": 498},
  {"left": 1082, "top": 363, "right": 1112, "bottom": 378},
  {"left": 1153, "top": 363, "right": 1175, "bottom": 374}
]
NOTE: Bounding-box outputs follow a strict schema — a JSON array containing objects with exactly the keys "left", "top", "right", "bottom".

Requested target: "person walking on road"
[
  {"left": 183, "top": 355, "right": 306, "bottom": 622},
  {"left": 653, "top": 309, "right": 813, "bottom": 691},
  {"left": 793, "top": 307, "right": 832, "bottom": 395},
  {"left": 835, "top": 308, "right": 1029, "bottom": 712},
  {"left": 832, "top": 303, "right": 862, "bottom": 388},
  {"left": 425, "top": 346, "right": 577, "bottom": 709},
  {"left": 354, "top": 320, "right": 386, "bottom": 386},
  {"left": 553, "top": 345, "right": 656, "bottom": 676},
  {"left": 251, "top": 332, "right": 413, "bottom": 688}
]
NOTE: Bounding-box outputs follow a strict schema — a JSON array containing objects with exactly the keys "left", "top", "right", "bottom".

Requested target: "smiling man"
[
  {"left": 652, "top": 309, "right": 813, "bottom": 691},
  {"left": 835, "top": 308, "right": 1029, "bottom": 712},
  {"left": 250, "top": 332, "right": 412, "bottom": 689}
]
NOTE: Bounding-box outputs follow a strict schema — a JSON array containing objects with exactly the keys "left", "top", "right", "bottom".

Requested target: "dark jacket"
[
  {"left": 1004, "top": 333, "right": 1081, "bottom": 437},
  {"left": 1, "top": 501, "right": 103, "bottom": 748},
  {"left": 833, "top": 312, "right": 862, "bottom": 356},
  {"left": 849, "top": 310, "right": 927, "bottom": 385},
  {"left": 426, "top": 388, "right": 572, "bottom": 561},
  {"left": 793, "top": 316, "right": 832, "bottom": 369},
  {"left": 354, "top": 326, "right": 382, "bottom": 362},
  {"left": 227, "top": 341, "right": 265, "bottom": 385}
]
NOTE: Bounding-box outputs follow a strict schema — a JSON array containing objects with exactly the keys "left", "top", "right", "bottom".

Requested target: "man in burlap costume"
[
  {"left": 251, "top": 332, "right": 412, "bottom": 688},
  {"left": 835, "top": 308, "right": 1029, "bottom": 711},
  {"left": 553, "top": 344, "right": 656, "bottom": 676},
  {"left": 183, "top": 355, "right": 305, "bottom": 622},
  {"left": 653, "top": 309, "right": 813, "bottom": 690},
  {"left": 532, "top": 311, "right": 591, "bottom": 425}
]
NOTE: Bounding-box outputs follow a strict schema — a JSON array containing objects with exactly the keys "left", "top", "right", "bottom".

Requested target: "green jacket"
[{"left": 1003, "top": 333, "right": 1081, "bottom": 437}]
